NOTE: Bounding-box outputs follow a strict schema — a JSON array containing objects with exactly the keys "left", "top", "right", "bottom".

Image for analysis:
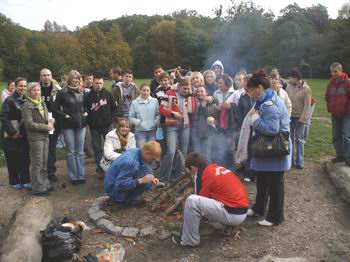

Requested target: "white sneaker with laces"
[{"left": 257, "top": 220, "right": 274, "bottom": 227}]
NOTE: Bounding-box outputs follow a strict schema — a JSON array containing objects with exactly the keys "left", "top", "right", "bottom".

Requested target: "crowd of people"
[{"left": 1, "top": 60, "right": 349, "bottom": 246}]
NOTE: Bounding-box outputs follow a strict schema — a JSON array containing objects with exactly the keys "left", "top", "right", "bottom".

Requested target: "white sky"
[{"left": 0, "top": 0, "right": 348, "bottom": 31}]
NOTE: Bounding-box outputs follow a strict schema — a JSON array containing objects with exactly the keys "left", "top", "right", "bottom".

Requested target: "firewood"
[{"left": 164, "top": 187, "right": 193, "bottom": 215}]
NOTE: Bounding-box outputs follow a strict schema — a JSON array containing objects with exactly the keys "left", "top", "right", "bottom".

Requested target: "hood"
[{"left": 211, "top": 60, "right": 224, "bottom": 74}]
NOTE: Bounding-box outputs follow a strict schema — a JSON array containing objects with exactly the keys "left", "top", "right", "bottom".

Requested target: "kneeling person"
[
  {"left": 173, "top": 152, "right": 248, "bottom": 246},
  {"left": 104, "top": 141, "right": 161, "bottom": 205}
]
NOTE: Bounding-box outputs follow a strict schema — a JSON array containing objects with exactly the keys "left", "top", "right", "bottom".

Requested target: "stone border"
[{"left": 88, "top": 196, "right": 171, "bottom": 240}]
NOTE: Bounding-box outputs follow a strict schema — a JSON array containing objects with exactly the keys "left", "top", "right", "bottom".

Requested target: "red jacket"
[
  {"left": 198, "top": 164, "right": 248, "bottom": 209},
  {"left": 159, "top": 90, "right": 196, "bottom": 128},
  {"left": 325, "top": 73, "right": 350, "bottom": 119}
]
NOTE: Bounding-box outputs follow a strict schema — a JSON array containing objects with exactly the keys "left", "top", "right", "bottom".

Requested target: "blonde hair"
[
  {"left": 27, "top": 82, "right": 41, "bottom": 96},
  {"left": 190, "top": 71, "right": 204, "bottom": 86},
  {"left": 67, "top": 70, "right": 81, "bottom": 86},
  {"left": 142, "top": 141, "right": 161, "bottom": 157},
  {"left": 203, "top": 70, "right": 216, "bottom": 79}
]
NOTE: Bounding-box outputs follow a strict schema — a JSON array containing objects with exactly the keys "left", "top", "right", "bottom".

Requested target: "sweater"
[
  {"left": 325, "top": 73, "right": 350, "bottom": 119},
  {"left": 285, "top": 81, "right": 311, "bottom": 124},
  {"left": 129, "top": 96, "right": 160, "bottom": 132},
  {"left": 159, "top": 90, "right": 196, "bottom": 128},
  {"left": 84, "top": 88, "right": 117, "bottom": 129}
]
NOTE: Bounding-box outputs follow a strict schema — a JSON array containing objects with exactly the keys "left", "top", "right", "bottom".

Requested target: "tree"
[{"left": 338, "top": 1, "right": 350, "bottom": 19}]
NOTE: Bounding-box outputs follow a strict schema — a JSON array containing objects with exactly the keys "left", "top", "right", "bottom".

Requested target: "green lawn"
[{"left": 0, "top": 78, "right": 334, "bottom": 167}]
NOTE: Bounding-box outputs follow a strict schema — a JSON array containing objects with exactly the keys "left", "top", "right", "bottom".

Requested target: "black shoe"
[
  {"left": 332, "top": 156, "right": 344, "bottom": 163},
  {"left": 78, "top": 179, "right": 86, "bottom": 184},
  {"left": 34, "top": 190, "right": 51, "bottom": 196},
  {"left": 48, "top": 175, "right": 58, "bottom": 182},
  {"left": 47, "top": 186, "right": 54, "bottom": 192},
  {"left": 71, "top": 180, "right": 79, "bottom": 186},
  {"left": 345, "top": 159, "right": 350, "bottom": 167},
  {"left": 295, "top": 165, "right": 304, "bottom": 169},
  {"left": 172, "top": 234, "right": 184, "bottom": 246}
]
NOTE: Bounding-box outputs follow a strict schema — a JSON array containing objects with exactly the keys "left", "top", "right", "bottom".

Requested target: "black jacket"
[
  {"left": 0, "top": 92, "right": 29, "bottom": 152},
  {"left": 84, "top": 88, "right": 117, "bottom": 129},
  {"left": 52, "top": 87, "right": 87, "bottom": 129}
]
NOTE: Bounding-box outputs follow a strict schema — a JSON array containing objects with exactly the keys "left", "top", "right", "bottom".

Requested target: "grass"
[{"left": 0, "top": 78, "right": 334, "bottom": 167}]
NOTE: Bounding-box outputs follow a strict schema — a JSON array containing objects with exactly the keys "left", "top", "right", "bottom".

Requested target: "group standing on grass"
[{"left": 1, "top": 61, "right": 349, "bottom": 246}]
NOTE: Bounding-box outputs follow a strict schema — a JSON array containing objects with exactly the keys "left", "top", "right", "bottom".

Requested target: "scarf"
[
  {"left": 254, "top": 88, "right": 274, "bottom": 110},
  {"left": 116, "top": 130, "right": 128, "bottom": 149},
  {"left": 28, "top": 96, "right": 45, "bottom": 118}
]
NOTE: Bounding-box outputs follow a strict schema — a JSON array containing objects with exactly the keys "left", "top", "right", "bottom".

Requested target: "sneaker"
[
  {"left": 71, "top": 180, "right": 79, "bottom": 186},
  {"left": 244, "top": 177, "right": 251, "bottom": 183},
  {"left": 12, "top": 184, "right": 22, "bottom": 190},
  {"left": 172, "top": 234, "right": 184, "bottom": 246},
  {"left": 22, "top": 183, "right": 33, "bottom": 190},
  {"left": 78, "top": 179, "right": 86, "bottom": 184},
  {"left": 247, "top": 208, "right": 259, "bottom": 217},
  {"left": 257, "top": 220, "right": 274, "bottom": 227},
  {"left": 295, "top": 165, "right": 304, "bottom": 170}
]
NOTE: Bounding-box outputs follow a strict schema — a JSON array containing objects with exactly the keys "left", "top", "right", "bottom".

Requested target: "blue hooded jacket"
[{"left": 104, "top": 148, "right": 147, "bottom": 201}]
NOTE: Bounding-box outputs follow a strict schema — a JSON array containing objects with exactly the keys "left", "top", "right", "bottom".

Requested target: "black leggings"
[{"left": 4, "top": 149, "right": 30, "bottom": 185}]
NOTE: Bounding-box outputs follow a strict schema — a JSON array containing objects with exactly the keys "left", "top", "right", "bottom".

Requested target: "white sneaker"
[
  {"left": 257, "top": 220, "right": 274, "bottom": 227},
  {"left": 247, "top": 208, "right": 258, "bottom": 217},
  {"left": 244, "top": 177, "right": 251, "bottom": 182}
]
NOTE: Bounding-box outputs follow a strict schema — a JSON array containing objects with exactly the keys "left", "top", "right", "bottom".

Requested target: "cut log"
[{"left": 150, "top": 174, "right": 194, "bottom": 215}]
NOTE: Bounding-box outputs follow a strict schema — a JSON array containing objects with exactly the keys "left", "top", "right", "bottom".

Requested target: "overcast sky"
[{"left": 0, "top": 0, "right": 347, "bottom": 31}]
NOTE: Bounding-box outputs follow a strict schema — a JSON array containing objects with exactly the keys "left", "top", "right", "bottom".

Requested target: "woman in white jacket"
[
  {"left": 100, "top": 118, "right": 136, "bottom": 173},
  {"left": 269, "top": 71, "right": 292, "bottom": 117}
]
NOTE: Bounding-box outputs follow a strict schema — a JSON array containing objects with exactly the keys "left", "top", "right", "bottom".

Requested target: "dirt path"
[{"left": 0, "top": 159, "right": 349, "bottom": 261}]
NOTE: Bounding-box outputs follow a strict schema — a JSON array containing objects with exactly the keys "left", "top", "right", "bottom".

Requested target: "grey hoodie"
[{"left": 211, "top": 60, "right": 224, "bottom": 75}]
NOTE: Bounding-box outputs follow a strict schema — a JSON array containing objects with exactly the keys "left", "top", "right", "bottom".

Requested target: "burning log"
[{"left": 150, "top": 174, "right": 194, "bottom": 215}]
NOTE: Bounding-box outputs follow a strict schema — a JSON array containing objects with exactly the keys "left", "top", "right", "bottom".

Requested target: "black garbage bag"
[{"left": 41, "top": 218, "right": 82, "bottom": 261}]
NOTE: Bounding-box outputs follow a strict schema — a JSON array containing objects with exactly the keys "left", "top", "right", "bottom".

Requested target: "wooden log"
[
  {"left": 165, "top": 187, "right": 193, "bottom": 215},
  {"left": 149, "top": 175, "right": 192, "bottom": 212}
]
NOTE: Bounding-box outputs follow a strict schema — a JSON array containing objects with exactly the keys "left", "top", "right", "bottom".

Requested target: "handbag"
[
  {"left": 251, "top": 132, "right": 290, "bottom": 157},
  {"left": 4, "top": 120, "right": 21, "bottom": 138},
  {"left": 155, "top": 125, "right": 164, "bottom": 140}
]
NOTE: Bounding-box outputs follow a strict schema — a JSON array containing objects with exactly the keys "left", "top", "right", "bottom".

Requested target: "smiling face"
[
  {"left": 196, "top": 86, "right": 207, "bottom": 100},
  {"left": 7, "top": 81, "right": 15, "bottom": 92},
  {"left": 217, "top": 78, "right": 228, "bottom": 92},
  {"left": 204, "top": 72, "right": 216, "bottom": 85},
  {"left": 118, "top": 120, "right": 130, "bottom": 136},
  {"left": 179, "top": 84, "right": 191, "bottom": 96},
  {"left": 16, "top": 80, "right": 27, "bottom": 96},
  {"left": 191, "top": 74, "right": 203, "bottom": 88}
]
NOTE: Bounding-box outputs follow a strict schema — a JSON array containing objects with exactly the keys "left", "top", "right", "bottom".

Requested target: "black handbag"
[{"left": 251, "top": 132, "right": 290, "bottom": 157}]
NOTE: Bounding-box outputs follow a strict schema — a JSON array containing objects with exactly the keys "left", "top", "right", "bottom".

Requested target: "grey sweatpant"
[
  {"left": 182, "top": 195, "right": 247, "bottom": 246},
  {"left": 29, "top": 139, "right": 51, "bottom": 194}
]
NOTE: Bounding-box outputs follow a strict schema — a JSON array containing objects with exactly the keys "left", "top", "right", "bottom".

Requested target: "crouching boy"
[
  {"left": 104, "top": 141, "right": 161, "bottom": 206},
  {"left": 172, "top": 152, "right": 248, "bottom": 246}
]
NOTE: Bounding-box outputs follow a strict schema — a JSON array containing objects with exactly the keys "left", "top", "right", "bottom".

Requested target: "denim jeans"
[
  {"left": 190, "top": 127, "right": 211, "bottom": 163},
  {"left": 48, "top": 131, "right": 59, "bottom": 176},
  {"left": 290, "top": 117, "right": 305, "bottom": 167},
  {"left": 135, "top": 130, "right": 156, "bottom": 149},
  {"left": 332, "top": 113, "right": 350, "bottom": 160},
  {"left": 62, "top": 127, "right": 86, "bottom": 181},
  {"left": 91, "top": 127, "right": 111, "bottom": 173},
  {"left": 158, "top": 126, "right": 190, "bottom": 183}
]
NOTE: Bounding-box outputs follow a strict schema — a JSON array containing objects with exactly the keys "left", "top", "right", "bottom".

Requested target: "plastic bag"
[
  {"left": 41, "top": 219, "right": 83, "bottom": 261},
  {"left": 155, "top": 125, "right": 164, "bottom": 140}
]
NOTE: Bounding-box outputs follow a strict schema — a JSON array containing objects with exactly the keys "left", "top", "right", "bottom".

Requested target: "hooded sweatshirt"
[{"left": 211, "top": 60, "right": 224, "bottom": 77}]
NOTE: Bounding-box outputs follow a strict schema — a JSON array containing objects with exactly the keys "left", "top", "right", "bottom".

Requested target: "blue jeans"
[
  {"left": 304, "top": 103, "right": 315, "bottom": 141},
  {"left": 290, "top": 117, "right": 305, "bottom": 167},
  {"left": 159, "top": 126, "right": 190, "bottom": 183},
  {"left": 62, "top": 128, "right": 86, "bottom": 181},
  {"left": 332, "top": 113, "right": 350, "bottom": 160},
  {"left": 190, "top": 127, "right": 211, "bottom": 163},
  {"left": 135, "top": 130, "right": 156, "bottom": 149},
  {"left": 48, "top": 130, "right": 59, "bottom": 176}
]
